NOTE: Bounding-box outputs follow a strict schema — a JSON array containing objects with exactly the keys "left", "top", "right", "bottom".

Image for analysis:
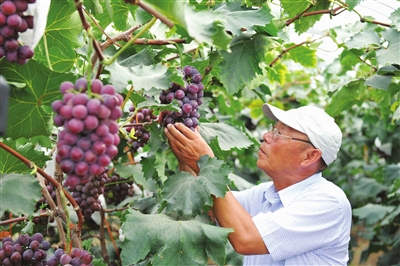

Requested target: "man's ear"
[{"left": 301, "top": 148, "right": 322, "bottom": 166}]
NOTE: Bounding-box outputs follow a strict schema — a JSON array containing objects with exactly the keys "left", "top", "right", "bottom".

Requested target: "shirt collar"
[{"left": 262, "top": 172, "right": 323, "bottom": 206}]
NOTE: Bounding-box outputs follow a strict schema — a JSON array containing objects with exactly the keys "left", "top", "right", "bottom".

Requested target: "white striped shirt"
[{"left": 232, "top": 173, "right": 352, "bottom": 265}]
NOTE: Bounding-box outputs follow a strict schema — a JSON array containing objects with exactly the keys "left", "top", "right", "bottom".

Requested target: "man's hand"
[{"left": 164, "top": 123, "right": 214, "bottom": 175}]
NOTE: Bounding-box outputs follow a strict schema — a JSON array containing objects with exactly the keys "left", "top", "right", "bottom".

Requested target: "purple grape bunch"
[
  {"left": 66, "top": 173, "right": 107, "bottom": 219},
  {"left": 52, "top": 78, "right": 122, "bottom": 187},
  {"left": 0, "top": 232, "right": 50, "bottom": 265},
  {"left": 159, "top": 65, "right": 204, "bottom": 131},
  {"left": 0, "top": 0, "right": 35, "bottom": 64},
  {"left": 126, "top": 106, "right": 158, "bottom": 153},
  {"left": 46, "top": 248, "right": 93, "bottom": 266},
  {"left": 104, "top": 171, "right": 135, "bottom": 206}
]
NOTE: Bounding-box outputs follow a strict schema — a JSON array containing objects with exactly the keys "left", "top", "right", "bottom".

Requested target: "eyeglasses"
[{"left": 270, "top": 127, "right": 315, "bottom": 146}]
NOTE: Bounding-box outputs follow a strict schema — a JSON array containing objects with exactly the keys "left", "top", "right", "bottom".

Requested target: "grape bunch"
[
  {"left": 65, "top": 173, "right": 107, "bottom": 219},
  {"left": 0, "top": 232, "right": 50, "bottom": 265},
  {"left": 126, "top": 106, "right": 157, "bottom": 153},
  {"left": 104, "top": 171, "right": 135, "bottom": 206},
  {"left": 46, "top": 248, "right": 93, "bottom": 266},
  {"left": 52, "top": 78, "right": 122, "bottom": 187},
  {"left": 0, "top": 0, "right": 35, "bottom": 64},
  {"left": 159, "top": 65, "right": 204, "bottom": 131}
]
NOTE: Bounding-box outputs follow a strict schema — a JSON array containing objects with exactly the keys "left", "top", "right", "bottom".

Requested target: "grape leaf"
[
  {"left": 281, "top": 0, "right": 330, "bottom": 34},
  {"left": 115, "top": 164, "right": 157, "bottom": 192},
  {"left": 106, "top": 62, "right": 179, "bottom": 96},
  {"left": 33, "top": 0, "right": 83, "bottom": 72},
  {"left": 161, "top": 156, "right": 231, "bottom": 217},
  {"left": 345, "top": 0, "right": 363, "bottom": 10},
  {"left": 141, "top": 123, "right": 168, "bottom": 183},
  {"left": 0, "top": 60, "right": 76, "bottom": 139},
  {"left": 345, "top": 31, "right": 381, "bottom": 50},
  {"left": 120, "top": 209, "right": 233, "bottom": 266},
  {"left": 364, "top": 74, "right": 393, "bottom": 91},
  {"left": 352, "top": 177, "right": 388, "bottom": 201},
  {"left": 0, "top": 174, "right": 42, "bottom": 216},
  {"left": 214, "top": 2, "right": 274, "bottom": 36},
  {"left": 376, "top": 29, "right": 400, "bottom": 66},
  {"left": 144, "top": 0, "right": 231, "bottom": 50},
  {"left": 110, "top": 0, "right": 129, "bottom": 31},
  {"left": 200, "top": 122, "right": 253, "bottom": 151},
  {"left": 326, "top": 79, "right": 366, "bottom": 116},
  {"left": 353, "top": 203, "right": 395, "bottom": 226},
  {"left": 0, "top": 139, "right": 50, "bottom": 173},
  {"left": 389, "top": 8, "right": 400, "bottom": 31},
  {"left": 285, "top": 44, "right": 317, "bottom": 67},
  {"left": 219, "top": 34, "right": 270, "bottom": 94}
]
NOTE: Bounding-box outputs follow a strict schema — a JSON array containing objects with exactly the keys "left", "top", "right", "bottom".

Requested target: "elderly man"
[{"left": 164, "top": 103, "right": 352, "bottom": 266}]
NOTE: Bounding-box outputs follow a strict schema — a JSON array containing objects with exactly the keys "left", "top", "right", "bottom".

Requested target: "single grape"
[
  {"left": 6, "top": 14, "right": 22, "bottom": 28},
  {"left": 1, "top": 1, "right": 17, "bottom": 15},
  {"left": 60, "top": 253, "right": 72, "bottom": 265}
]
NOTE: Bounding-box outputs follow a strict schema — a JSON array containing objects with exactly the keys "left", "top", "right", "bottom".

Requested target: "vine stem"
[
  {"left": 0, "top": 141, "right": 84, "bottom": 232},
  {"left": 269, "top": 34, "right": 327, "bottom": 67},
  {"left": 104, "top": 17, "right": 158, "bottom": 65},
  {"left": 125, "top": 0, "right": 174, "bottom": 28}
]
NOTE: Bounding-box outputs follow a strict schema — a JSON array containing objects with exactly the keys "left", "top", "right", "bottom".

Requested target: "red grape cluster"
[
  {"left": 0, "top": 0, "right": 35, "bottom": 64},
  {"left": 0, "top": 232, "right": 50, "bottom": 265},
  {"left": 104, "top": 172, "right": 135, "bottom": 206},
  {"left": 66, "top": 173, "right": 107, "bottom": 219},
  {"left": 159, "top": 65, "right": 204, "bottom": 131},
  {"left": 52, "top": 78, "right": 122, "bottom": 187},
  {"left": 46, "top": 248, "right": 93, "bottom": 266},
  {"left": 126, "top": 106, "right": 157, "bottom": 153}
]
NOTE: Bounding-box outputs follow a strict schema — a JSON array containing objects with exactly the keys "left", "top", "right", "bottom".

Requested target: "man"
[{"left": 164, "top": 103, "right": 352, "bottom": 265}]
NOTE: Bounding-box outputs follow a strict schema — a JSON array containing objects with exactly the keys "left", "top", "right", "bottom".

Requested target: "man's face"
[{"left": 257, "top": 121, "right": 312, "bottom": 179}]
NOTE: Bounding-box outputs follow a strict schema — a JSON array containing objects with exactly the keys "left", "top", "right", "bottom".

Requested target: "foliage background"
[{"left": 0, "top": 0, "right": 399, "bottom": 265}]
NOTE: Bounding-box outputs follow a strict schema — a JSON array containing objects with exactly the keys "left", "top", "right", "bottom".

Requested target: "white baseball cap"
[{"left": 262, "top": 104, "right": 342, "bottom": 166}]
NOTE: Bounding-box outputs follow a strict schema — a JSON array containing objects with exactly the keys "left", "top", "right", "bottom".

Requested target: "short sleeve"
[{"left": 252, "top": 193, "right": 349, "bottom": 261}]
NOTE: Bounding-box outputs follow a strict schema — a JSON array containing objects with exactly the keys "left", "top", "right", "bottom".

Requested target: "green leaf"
[
  {"left": 110, "top": 0, "right": 129, "bottom": 31},
  {"left": 106, "top": 62, "right": 178, "bottom": 95},
  {"left": 200, "top": 122, "right": 253, "bottom": 151},
  {"left": 161, "top": 156, "right": 231, "bottom": 217},
  {"left": 0, "top": 60, "right": 76, "bottom": 139},
  {"left": 364, "top": 74, "right": 393, "bottom": 91},
  {"left": 120, "top": 209, "right": 233, "bottom": 266},
  {"left": 345, "top": 0, "right": 362, "bottom": 10},
  {"left": 377, "top": 64, "right": 400, "bottom": 76},
  {"left": 141, "top": 123, "right": 168, "bottom": 183},
  {"left": 34, "top": 0, "right": 83, "bottom": 72},
  {"left": 214, "top": 2, "right": 274, "bottom": 36},
  {"left": 384, "top": 164, "right": 400, "bottom": 183},
  {"left": 352, "top": 177, "right": 388, "bottom": 201},
  {"left": 353, "top": 203, "right": 395, "bottom": 225},
  {"left": 145, "top": 0, "right": 231, "bottom": 50},
  {"left": 285, "top": 44, "right": 317, "bottom": 67},
  {"left": 0, "top": 139, "right": 50, "bottom": 173},
  {"left": 346, "top": 31, "right": 381, "bottom": 50},
  {"left": 219, "top": 34, "right": 270, "bottom": 94},
  {"left": 326, "top": 79, "right": 366, "bottom": 116},
  {"left": 281, "top": 0, "right": 331, "bottom": 34},
  {"left": 376, "top": 29, "right": 400, "bottom": 66},
  {"left": 0, "top": 174, "right": 42, "bottom": 216},
  {"left": 389, "top": 8, "right": 400, "bottom": 31},
  {"left": 115, "top": 163, "right": 157, "bottom": 192}
]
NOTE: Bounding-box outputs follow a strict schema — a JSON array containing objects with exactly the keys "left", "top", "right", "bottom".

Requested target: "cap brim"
[{"left": 262, "top": 104, "right": 305, "bottom": 133}]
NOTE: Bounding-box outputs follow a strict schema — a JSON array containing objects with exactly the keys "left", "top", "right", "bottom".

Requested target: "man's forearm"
[{"left": 211, "top": 191, "right": 269, "bottom": 255}]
